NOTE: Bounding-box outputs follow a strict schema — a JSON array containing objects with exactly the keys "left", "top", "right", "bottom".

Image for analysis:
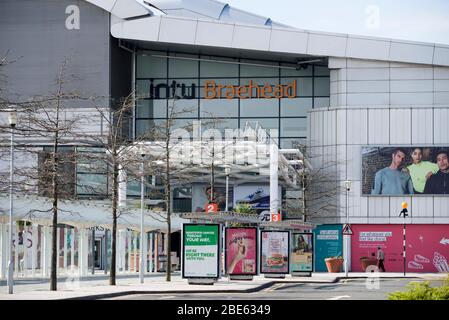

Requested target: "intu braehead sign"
[{"left": 147, "top": 79, "right": 297, "bottom": 99}]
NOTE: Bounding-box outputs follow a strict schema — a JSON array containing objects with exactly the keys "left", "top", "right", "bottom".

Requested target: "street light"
[
  {"left": 344, "top": 180, "right": 351, "bottom": 278},
  {"left": 7, "top": 108, "right": 17, "bottom": 294},
  {"left": 140, "top": 151, "right": 146, "bottom": 284},
  {"left": 224, "top": 165, "right": 231, "bottom": 212}
]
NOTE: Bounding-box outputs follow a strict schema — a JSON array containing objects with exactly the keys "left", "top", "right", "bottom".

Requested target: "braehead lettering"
[
  {"left": 146, "top": 79, "right": 297, "bottom": 99},
  {"left": 204, "top": 80, "right": 297, "bottom": 99}
]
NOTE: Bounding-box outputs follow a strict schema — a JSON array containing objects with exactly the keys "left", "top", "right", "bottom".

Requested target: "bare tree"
[
  {"left": 143, "top": 95, "right": 197, "bottom": 282},
  {"left": 10, "top": 59, "right": 83, "bottom": 291},
  {"left": 282, "top": 143, "right": 342, "bottom": 222}
]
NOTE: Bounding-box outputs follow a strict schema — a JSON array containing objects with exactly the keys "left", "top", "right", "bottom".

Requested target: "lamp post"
[
  {"left": 400, "top": 201, "right": 409, "bottom": 277},
  {"left": 8, "top": 109, "right": 17, "bottom": 294},
  {"left": 140, "top": 152, "right": 145, "bottom": 284},
  {"left": 344, "top": 180, "right": 352, "bottom": 278},
  {"left": 224, "top": 165, "right": 230, "bottom": 212}
]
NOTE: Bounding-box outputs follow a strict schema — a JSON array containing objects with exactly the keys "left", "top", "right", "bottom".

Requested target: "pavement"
[{"left": 0, "top": 272, "right": 447, "bottom": 300}]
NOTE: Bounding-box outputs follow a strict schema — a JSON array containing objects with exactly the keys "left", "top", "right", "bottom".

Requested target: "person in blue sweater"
[{"left": 371, "top": 148, "right": 414, "bottom": 195}]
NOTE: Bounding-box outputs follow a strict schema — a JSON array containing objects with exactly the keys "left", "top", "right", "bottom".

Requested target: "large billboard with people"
[
  {"left": 182, "top": 224, "right": 220, "bottom": 279},
  {"left": 362, "top": 146, "right": 449, "bottom": 195},
  {"left": 225, "top": 227, "right": 258, "bottom": 275}
]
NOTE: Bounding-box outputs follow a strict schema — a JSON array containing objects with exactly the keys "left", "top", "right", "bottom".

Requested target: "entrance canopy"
[{"left": 0, "top": 196, "right": 186, "bottom": 232}]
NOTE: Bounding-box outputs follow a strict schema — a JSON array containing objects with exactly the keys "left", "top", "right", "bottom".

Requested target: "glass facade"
[{"left": 135, "top": 51, "right": 330, "bottom": 146}]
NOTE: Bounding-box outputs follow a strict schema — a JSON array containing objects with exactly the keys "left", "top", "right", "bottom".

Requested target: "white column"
[
  {"left": 117, "top": 230, "right": 121, "bottom": 274},
  {"left": 127, "top": 231, "right": 132, "bottom": 273},
  {"left": 63, "top": 227, "right": 68, "bottom": 271},
  {"left": 70, "top": 228, "right": 75, "bottom": 269},
  {"left": 142, "top": 232, "right": 147, "bottom": 274},
  {"left": 56, "top": 226, "right": 61, "bottom": 275},
  {"left": 149, "top": 232, "right": 153, "bottom": 273},
  {"left": 41, "top": 226, "right": 47, "bottom": 277},
  {"left": 118, "top": 164, "right": 127, "bottom": 208},
  {"left": 22, "top": 227, "right": 28, "bottom": 277},
  {"left": 14, "top": 224, "right": 18, "bottom": 277},
  {"left": 79, "top": 228, "right": 86, "bottom": 276},
  {"left": 32, "top": 224, "right": 38, "bottom": 277},
  {"left": 134, "top": 232, "right": 138, "bottom": 273},
  {"left": 269, "top": 143, "right": 279, "bottom": 221},
  {"left": 0, "top": 224, "right": 6, "bottom": 279}
]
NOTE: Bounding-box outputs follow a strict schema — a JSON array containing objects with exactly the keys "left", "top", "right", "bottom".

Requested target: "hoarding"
[
  {"left": 351, "top": 224, "right": 449, "bottom": 273},
  {"left": 313, "top": 225, "right": 343, "bottom": 272},
  {"left": 182, "top": 224, "right": 220, "bottom": 279},
  {"left": 362, "top": 146, "right": 449, "bottom": 195},
  {"left": 260, "top": 230, "right": 290, "bottom": 274},
  {"left": 291, "top": 233, "right": 313, "bottom": 272},
  {"left": 225, "top": 227, "right": 258, "bottom": 276}
]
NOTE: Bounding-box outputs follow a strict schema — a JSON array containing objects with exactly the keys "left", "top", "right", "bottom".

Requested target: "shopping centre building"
[{"left": 1, "top": 0, "right": 449, "bottom": 277}]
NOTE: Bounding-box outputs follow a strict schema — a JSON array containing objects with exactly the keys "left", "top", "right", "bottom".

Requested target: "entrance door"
[{"left": 94, "top": 239, "right": 102, "bottom": 269}]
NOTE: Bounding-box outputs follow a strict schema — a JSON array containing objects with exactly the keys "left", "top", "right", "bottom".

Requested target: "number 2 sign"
[{"left": 205, "top": 203, "right": 218, "bottom": 213}]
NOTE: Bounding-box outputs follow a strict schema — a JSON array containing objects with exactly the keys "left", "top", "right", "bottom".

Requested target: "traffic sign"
[{"left": 342, "top": 224, "right": 353, "bottom": 235}]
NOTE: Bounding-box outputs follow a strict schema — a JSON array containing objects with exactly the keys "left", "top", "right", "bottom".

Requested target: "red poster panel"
[
  {"left": 351, "top": 225, "right": 404, "bottom": 272},
  {"left": 406, "top": 225, "right": 449, "bottom": 273},
  {"left": 225, "top": 228, "right": 258, "bottom": 275}
]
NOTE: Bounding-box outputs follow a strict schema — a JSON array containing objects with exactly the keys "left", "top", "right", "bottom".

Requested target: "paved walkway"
[{"left": 0, "top": 272, "right": 447, "bottom": 300}]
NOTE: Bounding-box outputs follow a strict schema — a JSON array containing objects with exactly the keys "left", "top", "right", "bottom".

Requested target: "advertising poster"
[
  {"left": 291, "top": 233, "right": 313, "bottom": 272},
  {"left": 313, "top": 225, "right": 342, "bottom": 272},
  {"left": 351, "top": 224, "right": 404, "bottom": 272},
  {"left": 362, "top": 146, "right": 449, "bottom": 195},
  {"left": 260, "top": 231, "right": 290, "bottom": 274},
  {"left": 404, "top": 225, "right": 449, "bottom": 273},
  {"left": 182, "top": 224, "right": 220, "bottom": 279},
  {"left": 351, "top": 224, "right": 449, "bottom": 273},
  {"left": 233, "top": 185, "right": 281, "bottom": 210},
  {"left": 225, "top": 227, "right": 258, "bottom": 275}
]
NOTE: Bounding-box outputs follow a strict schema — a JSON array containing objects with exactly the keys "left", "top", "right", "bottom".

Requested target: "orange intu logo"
[{"left": 204, "top": 80, "right": 297, "bottom": 99}]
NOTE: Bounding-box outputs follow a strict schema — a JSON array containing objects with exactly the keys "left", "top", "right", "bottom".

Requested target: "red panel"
[
  {"left": 351, "top": 225, "right": 404, "bottom": 272},
  {"left": 351, "top": 224, "right": 449, "bottom": 273}
]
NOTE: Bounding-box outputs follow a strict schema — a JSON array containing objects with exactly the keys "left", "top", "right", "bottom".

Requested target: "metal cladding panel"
[
  {"left": 433, "top": 109, "right": 449, "bottom": 144},
  {"left": 336, "top": 109, "right": 346, "bottom": 144},
  {"left": 390, "top": 67, "right": 434, "bottom": 80},
  {"left": 348, "top": 180, "right": 366, "bottom": 217},
  {"left": 232, "top": 25, "right": 271, "bottom": 51},
  {"left": 434, "top": 46, "right": 449, "bottom": 66},
  {"left": 0, "top": 0, "right": 110, "bottom": 104},
  {"left": 159, "top": 17, "right": 198, "bottom": 45},
  {"left": 389, "top": 109, "right": 411, "bottom": 144},
  {"left": 346, "top": 37, "right": 390, "bottom": 61},
  {"left": 307, "top": 33, "right": 347, "bottom": 57},
  {"left": 346, "top": 145, "right": 362, "bottom": 181},
  {"left": 368, "top": 109, "right": 390, "bottom": 144},
  {"left": 322, "top": 110, "right": 336, "bottom": 146},
  {"left": 368, "top": 197, "right": 390, "bottom": 217},
  {"left": 195, "top": 20, "right": 234, "bottom": 47},
  {"left": 434, "top": 197, "right": 449, "bottom": 217},
  {"left": 346, "top": 109, "right": 367, "bottom": 145},
  {"left": 269, "top": 29, "right": 308, "bottom": 54},
  {"left": 411, "top": 109, "right": 433, "bottom": 144},
  {"left": 389, "top": 41, "right": 434, "bottom": 65},
  {"left": 411, "top": 197, "right": 434, "bottom": 218}
]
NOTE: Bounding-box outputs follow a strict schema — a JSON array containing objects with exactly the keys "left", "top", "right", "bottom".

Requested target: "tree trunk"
[
  {"left": 50, "top": 127, "right": 59, "bottom": 291},
  {"left": 110, "top": 161, "right": 118, "bottom": 285},
  {"left": 165, "top": 140, "right": 171, "bottom": 281}
]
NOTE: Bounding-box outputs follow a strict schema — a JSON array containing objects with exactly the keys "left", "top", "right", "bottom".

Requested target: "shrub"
[{"left": 388, "top": 275, "right": 449, "bottom": 300}]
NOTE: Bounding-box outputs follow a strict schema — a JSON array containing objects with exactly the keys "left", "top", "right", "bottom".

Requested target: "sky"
[{"left": 224, "top": 0, "right": 449, "bottom": 45}]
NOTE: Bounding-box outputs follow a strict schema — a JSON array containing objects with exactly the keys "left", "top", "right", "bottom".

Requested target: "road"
[{"left": 108, "top": 279, "right": 443, "bottom": 300}]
